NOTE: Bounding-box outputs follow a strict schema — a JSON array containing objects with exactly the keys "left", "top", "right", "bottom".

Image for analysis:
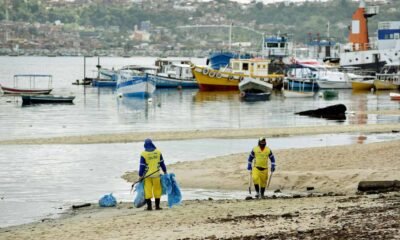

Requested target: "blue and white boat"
[
  {"left": 92, "top": 68, "right": 118, "bottom": 87},
  {"left": 116, "top": 70, "right": 155, "bottom": 98},
  {"left": 148, "top": 58, "right": 198, "bottom": 88},
  {"left": 285, "top": 64, "right": 320, "bottom": 91}
]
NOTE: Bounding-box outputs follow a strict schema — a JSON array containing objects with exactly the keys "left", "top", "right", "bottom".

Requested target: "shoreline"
[
  {"left": 1, "top": 192, "right": 399, "bottom": 239},
  {"left": 0, "top": 123, "right": 399, "bottom": 145},
  {"left": 1, "top": 126, "right": 400, "bottom": 239}
]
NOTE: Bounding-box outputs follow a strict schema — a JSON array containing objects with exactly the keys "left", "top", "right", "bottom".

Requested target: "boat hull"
[
  {"left": 0, "top": 85, "right": 52, "bottom": 95},
  {"left": 192, "top": 67, "right": 240, "bottom": 91},
  {"left": 390, "top": 92, "right": 400, "bottom": 100},
  {"left": 117, "top": 76, "right": 155, "bottom": 98},
  {"left": 92, "top": 79, "right": 117, "bottom": 87},
  {"left": 316, "top": 79, "right": 352, "bottom": 89},
  {"left": 285, "top": 79, "right": 319, "bottom": 91},
  {"left": 148, "top": 74, "right": 198, "bottom": 88},
  {"left": 351, "top": 81, "right": 374, "bottom": 91},
  {"left": 240, "top": 92, "right": 271, "bottom": 101},
  {"left": 22, "top": 95, "right": 75, "bottom": 105},
  {"left": 374, "top": 80, "right": 399, "bottom": 90}
]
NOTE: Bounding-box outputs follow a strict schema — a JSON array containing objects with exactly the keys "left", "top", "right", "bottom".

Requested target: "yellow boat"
[
  {"left": 373, "top": 72, "right": 400, "bottom": 90},
  {"left": 373, "top": 79, "right": 399, "bottom": 90},
  {"left": 351, "top": 80, "right": 374, "bottom": 91},
  {"left": 192, "top": 58, "right": 284, "bottom": 91}
]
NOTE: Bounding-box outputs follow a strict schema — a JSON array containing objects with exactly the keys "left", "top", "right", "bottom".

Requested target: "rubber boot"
[
  {"left": 261, "top": 187, "right": 266, "bottom": 199},
  {"left": 155, "top": 198, "right": 162, "bottom": 210},
  {"left": 254, "top": 184, "right": 260, "bottom": 199},
  {"left": 145, "top": 199, "right": 152, "bottom": 211}
]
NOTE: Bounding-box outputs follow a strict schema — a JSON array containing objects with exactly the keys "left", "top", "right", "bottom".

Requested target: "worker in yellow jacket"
[
  {"left": 247, "top": 137, "right": 276, "bottom": 199},
  {"left": 139, "top": 139, "right": 167, "bottom": 210}
]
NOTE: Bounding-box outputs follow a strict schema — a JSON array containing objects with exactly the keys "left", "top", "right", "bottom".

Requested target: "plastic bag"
[
  {"left": 99, "top": 193, "right": 117, "bottom": 207},
  {"left": 133, "top": 181, "right": 146, "bottom": 208},
  {"left": 161, "top": 174, "right": 172, "bottom": 196},
  {"left": 161, "top": 173, "right": 182, "bottom": 208}
]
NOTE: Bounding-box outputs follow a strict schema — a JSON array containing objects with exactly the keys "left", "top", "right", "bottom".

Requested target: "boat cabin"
[
  {"left": 155, "top": 58, "right": 191, "bottom": 73},
  {"left": 230, "top": 59, "right": 271, "bottom": 78},
  {"left": 263, "top": 35, "right": 290, "bottom": 59}
]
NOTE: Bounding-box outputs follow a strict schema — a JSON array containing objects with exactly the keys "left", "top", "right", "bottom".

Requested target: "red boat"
[
  {"left": 0, "top": 74, "right": 53, "bottom": 95},
  {"left": 390, "top": 92, "right": 400, "bottom": 100}
]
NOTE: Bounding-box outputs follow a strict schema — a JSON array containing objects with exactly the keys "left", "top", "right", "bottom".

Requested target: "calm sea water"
[
  {"left": 0, "top": 56, "right": 400, "bottom": 227},
  {"left": 0, "top": 57, "right": 399, "bottom": 141}
]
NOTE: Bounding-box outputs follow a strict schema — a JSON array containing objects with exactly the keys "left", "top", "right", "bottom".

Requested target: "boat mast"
[{"left": 229, "top": 22, "right": 232, "bottom": 51}]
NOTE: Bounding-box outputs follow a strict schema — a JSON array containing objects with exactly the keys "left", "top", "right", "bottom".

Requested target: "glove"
[
  {"left": 247, "top": 164, "right": 252, "bottom": 171},
  {"left": 271, "top": 164, "right": 276, "bottom": 172}
]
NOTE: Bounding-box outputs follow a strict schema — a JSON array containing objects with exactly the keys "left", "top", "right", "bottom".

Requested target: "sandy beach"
[{"left": 1, "top": 123, "right": 399, "bottom": 239}]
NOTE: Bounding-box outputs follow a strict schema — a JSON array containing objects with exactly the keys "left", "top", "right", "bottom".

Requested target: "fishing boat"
[
  {"left": 351, "top": 79, "right": 375, "bottom": 91},
  {"left": 92, "top": 68, "right": 118, "bottom": 87},
  {"left": 21, "top": 95, "right": 75, "bottom": 105},
  {"left": 148, "top": 58, "right": 197, "bottom": 88},
  {"left": 285, "top": 64, "right": 319, "bottom": 90},
  {"left": 282, "top": 73, "right": 317, "bottom": 98},
  {"left": 239, "top": 77, "right": 272, "bottom": 101},
  {"left": 116, "top": 70, "right": 155, "bottom": 98},
  {"left": 389, "top": 92, "right": 400, "bottom": 100},
  {"left": 192, "top": 58, "right": 284, "bottom": 91},
  {"left": 0, "top": 74, "right": 53, "bottom": 95},
  {"left": 373, "top": 65, "right": 400, "bottom": 90}
]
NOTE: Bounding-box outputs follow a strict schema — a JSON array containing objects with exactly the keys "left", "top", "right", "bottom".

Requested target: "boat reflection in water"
[
  {"left": 192, "top": 90, "right": 239, "bottom": 103},
  {"left": 116, "top": 96, "right": 152, "bottom": 121}
]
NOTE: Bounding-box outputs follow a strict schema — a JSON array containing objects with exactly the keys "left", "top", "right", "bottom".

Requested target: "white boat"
[
  {"left": 291, "top": 64, "right": 352, "bottom": 89},
  {"left": 148, "top": 58, "right": 197, "bottom": 88},
  {"left": 0, "top": 74, "right": 53, "bottom": 95},
  {"left": 239, "top": 77, "right": 273, "bottom": 101},
  {"left": 116, "top": 70, "right": 155, "bottom": 98},
  {"left": 390, "top": 92, "right": 400, "bottom": 100}
]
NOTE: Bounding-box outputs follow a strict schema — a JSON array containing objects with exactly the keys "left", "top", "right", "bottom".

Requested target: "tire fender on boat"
[
  {"left": 209, "top": 71, "right": 216, "bottom": 78},
  {"left": 239, "top": 76, "right": 244, "bottom": 81},
  {"left": 202, "top": 68, "right": 210, "bottom": 75},
  {"left": 216, "top": 72, "right": 222, "bottom": 78},
  {"left": 228, "top": 75, "right": 235, "bottom": 81}
]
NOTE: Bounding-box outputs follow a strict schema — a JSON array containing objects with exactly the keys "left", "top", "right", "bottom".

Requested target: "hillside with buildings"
[{"left": 0, "top": 0, "right": 399, "bottom": 56}]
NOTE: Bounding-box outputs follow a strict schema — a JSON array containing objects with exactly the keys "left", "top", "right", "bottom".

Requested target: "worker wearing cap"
[
  {"left": 247, "top": 137, "right": 276, "bottom": 198},
  {"left": 139, "top": 138, "right": 167, "bottom": 210}
]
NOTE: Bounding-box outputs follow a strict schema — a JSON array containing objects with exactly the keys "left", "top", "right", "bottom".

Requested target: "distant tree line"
[{"left": 0, "top": 0, "right": 399, "bottom": 43}]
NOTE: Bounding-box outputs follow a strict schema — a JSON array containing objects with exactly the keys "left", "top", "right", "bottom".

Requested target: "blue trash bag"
[
  {"left": 133, "top": 181, "right": 146, "bottom": 208},
  {"left": 99, "top": 193, "right": 117, "bottom": 207},
  {"left": 161, "top": 173, "right": 182, "bottom": 208},
  {"left": 161, "top": 174, "right": 172, "bottom": 196}
]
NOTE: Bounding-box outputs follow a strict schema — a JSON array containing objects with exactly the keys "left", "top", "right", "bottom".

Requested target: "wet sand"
[
  {"left": 1, "top": 137, "right": 400, "bottom": 239},
  {"left": 0, "top": 123, "right": 399, "bottom": 145}
]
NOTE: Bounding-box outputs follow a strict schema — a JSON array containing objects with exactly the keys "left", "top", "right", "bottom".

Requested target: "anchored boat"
[
  {"left": 116, "top": 70, "right": 155, "bottom": 98},
  {"left": 148, "top": 58, "right": 197, "bottom": 88},
  {"left": 0, "top": 74, "right": 53, "bottom": 95},
  {"left": 239, "top": 77, "right": 273, "bottom": 101},
  {"left": 22, "top": 95, "right": 75, "bottom": 105},
  {"left": 192, "top": 58, "right": 284, "bottom": 91}
]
